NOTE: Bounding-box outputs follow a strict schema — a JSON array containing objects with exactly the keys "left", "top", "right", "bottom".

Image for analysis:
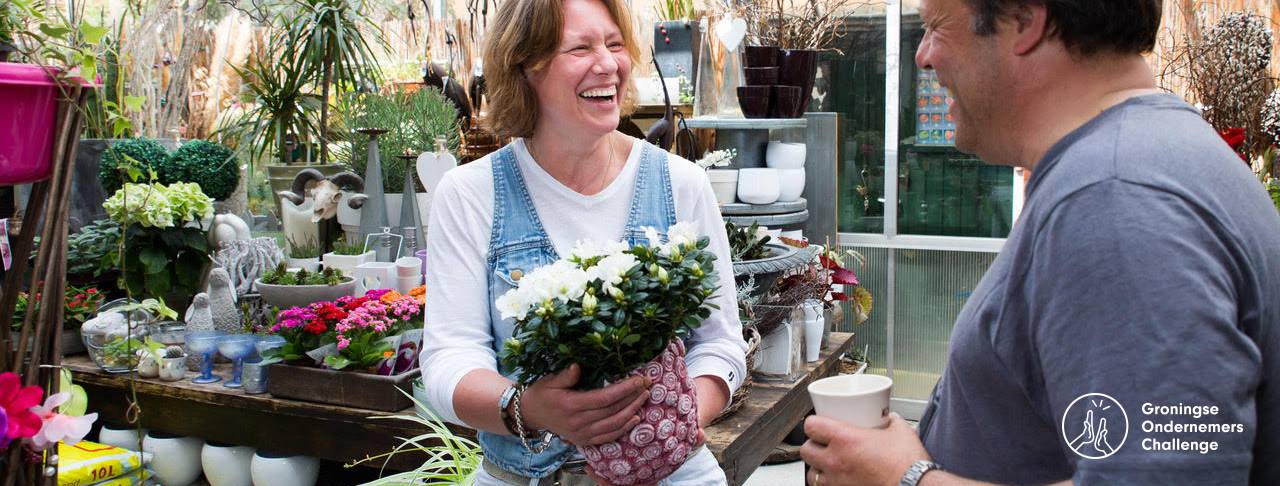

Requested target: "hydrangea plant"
[{"left": 102, "top": 182, "right": 213, "bottom": 304}]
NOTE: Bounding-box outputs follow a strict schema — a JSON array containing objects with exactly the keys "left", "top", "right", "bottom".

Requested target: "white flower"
[
  {"left": 528, "top": 260, "right": 589, "bottom": 303},
  {"left": 642, "top": 227, "right": 663, "bottom": 248},
  {"left": 694, "top": 149, "right": 736, "bottom": 169},
  {"left": 754, "top": 225, "right": 771, "bottom": 243},
  {"left": 570, "top": 239, "right": 629, "bottom": 264},
  {"left": 662, "top": 221, "right": 700, "bottom": 255},
  {"left": 588, "top": 253, "right": 639, "bottom": 295},
  {"left": 496, "top": 288, "right": 534, "bottom": 321}
]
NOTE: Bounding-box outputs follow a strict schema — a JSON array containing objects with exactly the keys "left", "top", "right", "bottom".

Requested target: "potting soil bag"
[
  {"left": 57, "top": 441, "right": 148, "bottom": 486},
  {"left": 86, "top": 469, "right": 151, "bottom": 486}
]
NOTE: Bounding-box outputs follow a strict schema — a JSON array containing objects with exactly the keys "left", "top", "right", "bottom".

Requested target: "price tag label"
[{"left": 0, "top": 219, "right": 10, "bottom": 271}]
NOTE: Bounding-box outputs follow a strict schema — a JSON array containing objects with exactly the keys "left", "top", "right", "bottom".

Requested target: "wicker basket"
[{"left": 711, "top": 325, "right": 761, "bottom": 424}]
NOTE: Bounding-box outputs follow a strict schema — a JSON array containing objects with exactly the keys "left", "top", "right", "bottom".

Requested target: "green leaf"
[
  {"left": 38, "top": 25, "right": 71, "bottom": 38},
  {"left": 324, "top": 355, "right": 351, "bottom": 370},
  {"left": 124, "top": 95, "right": 145, "bottom": 112},
  {"left": 139, "top": 247, "right": 167, "bottom": 275},
  {"left": 79, "top": 21, "right": 108, "bottom": 45},
  {"left": 143, "top": 269, "right": 171, "bottom": 297}
]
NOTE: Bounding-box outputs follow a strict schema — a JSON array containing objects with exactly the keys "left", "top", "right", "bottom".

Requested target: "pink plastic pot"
[
  {"left": 0, "top": 62, "right": 61, "bottom": 185},
  {"left": 581, "top": 340, "right": 701, "bottom": 485}
]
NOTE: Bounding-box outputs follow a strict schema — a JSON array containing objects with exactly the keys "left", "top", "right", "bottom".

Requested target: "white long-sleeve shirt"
[{"left": 419, "top": 137, "right": 748, "bottom": 426}]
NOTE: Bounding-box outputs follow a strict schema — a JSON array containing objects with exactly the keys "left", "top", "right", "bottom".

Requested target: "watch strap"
[
  {"left": 498, "top": 385, "right": 522, "bottom": 437},
  {"left": 898, "top": 459, "right": 941, "bottom": 486}
]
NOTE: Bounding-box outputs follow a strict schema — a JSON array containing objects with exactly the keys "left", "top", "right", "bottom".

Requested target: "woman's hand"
[{"left": 521, "top": 363, "right": 651, "bottom": 446}]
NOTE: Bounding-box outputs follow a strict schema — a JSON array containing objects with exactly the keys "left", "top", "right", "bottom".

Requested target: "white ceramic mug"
[{"left": 808, "top": 374, "right": 893, "bottom": 429}]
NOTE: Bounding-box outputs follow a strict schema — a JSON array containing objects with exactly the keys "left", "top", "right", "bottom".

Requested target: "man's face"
[{"left": 915, "top": 0, "right": 1008, "bottom": 158}]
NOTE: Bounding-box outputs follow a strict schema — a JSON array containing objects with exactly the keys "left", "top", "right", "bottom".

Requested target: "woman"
[{"left": 418, "top": 0, "right": 747, "bottom": 484}]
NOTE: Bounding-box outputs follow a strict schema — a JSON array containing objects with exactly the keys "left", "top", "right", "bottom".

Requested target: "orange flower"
[
  {"left": 409, "top": 285, "right": 426, "bottom": 304},
  {"left": 382, "top": 350, "right": 394, "bottom": 358},
  {"left": 379, "top": 290, "right": 403, "bottom": 304}
]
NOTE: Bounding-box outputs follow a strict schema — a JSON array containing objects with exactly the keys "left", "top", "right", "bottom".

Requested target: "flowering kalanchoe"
[{"left": 500, "top": 221, "right": 721, "bottom": 389}]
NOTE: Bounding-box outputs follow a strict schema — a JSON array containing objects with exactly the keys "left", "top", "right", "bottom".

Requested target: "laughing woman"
[{"left": 417, "top": 0, "right": 748, "bottom": 484}]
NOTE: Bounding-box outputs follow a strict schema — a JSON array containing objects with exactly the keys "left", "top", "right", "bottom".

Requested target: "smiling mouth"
[{"left": 579, "top": 86, "right": 618, "bottom": 103}]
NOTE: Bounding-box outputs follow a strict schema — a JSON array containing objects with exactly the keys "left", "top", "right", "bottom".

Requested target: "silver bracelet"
[
  {"left": 512, "top": 385, "right": 554, "bottom": 453},
  {"left": 898, "top": 459, "right": 942, "bottom": 486}
]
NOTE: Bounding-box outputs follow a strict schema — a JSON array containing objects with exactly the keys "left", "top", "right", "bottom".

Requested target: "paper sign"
[{"left": 0, "top": 219, "right": 11, "bottom": 271}]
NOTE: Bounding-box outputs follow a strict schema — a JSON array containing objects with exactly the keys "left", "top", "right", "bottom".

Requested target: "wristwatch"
[{"left": 898, "top": 459, "right": 942, "bottom": 486}]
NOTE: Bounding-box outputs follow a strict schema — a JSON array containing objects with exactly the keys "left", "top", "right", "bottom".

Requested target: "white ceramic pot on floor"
[
  {"left": 251, "top": 451, "right": 320, "bottom": 486},
  {"left": 202, "top": 441, "right": 256, "bottom": 486},
  {"left": 143, "top": 432, "right": 204, "bottom": 486},
  {"left": 98, "top": 423, "right": 145, "bottom": 451}
]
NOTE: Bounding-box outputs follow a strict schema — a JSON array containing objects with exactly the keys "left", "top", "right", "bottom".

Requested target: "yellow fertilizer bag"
[
  {"left": 86, "top": 469, "right": 151, "bottom": 486},
  {"left": 57, "top": 441, "right": 148, "bottom": 486}
]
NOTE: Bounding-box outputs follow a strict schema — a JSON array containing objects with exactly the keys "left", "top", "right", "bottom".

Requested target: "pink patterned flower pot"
[{"left": 581, "top": 340, "right": 700, "bottom": 485}]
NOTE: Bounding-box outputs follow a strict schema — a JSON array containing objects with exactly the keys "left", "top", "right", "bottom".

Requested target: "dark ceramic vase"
[
  {"left": 778, "top": 49, "right": 819, "bottom": 117},
  {"left": 743, "top": 45, "right": 780, "bottom": 68},
  {"left": 744, "top": 67, "right": 780, "bottom": 86}
]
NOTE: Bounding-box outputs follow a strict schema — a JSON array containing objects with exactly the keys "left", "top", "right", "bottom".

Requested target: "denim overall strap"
[
  {"left": 622, "top": 143, "right": 678, "bottom": 246},
  {"left": 481, "top": 143, "right": 572, "bottom": 478}
]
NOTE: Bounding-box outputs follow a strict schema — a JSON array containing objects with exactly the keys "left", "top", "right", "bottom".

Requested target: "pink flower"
[
  {"left": 29, "top": 393, "right": 97, "bottom": 451},
  {"left": 0, "top": 372, "right": 43, "bottom": 446}
]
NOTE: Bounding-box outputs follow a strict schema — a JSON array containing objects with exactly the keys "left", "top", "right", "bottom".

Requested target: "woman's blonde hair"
[{"left": 481, "top": 0, "right": 641, "bottom": 140}]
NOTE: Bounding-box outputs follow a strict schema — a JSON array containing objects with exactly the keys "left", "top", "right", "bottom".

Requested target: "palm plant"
[
  {"left": 279, "top": 0, "right": 389, "bottom": 166},
  {"left": 220, "top": 46, "right": 322, "bottom": 165}
]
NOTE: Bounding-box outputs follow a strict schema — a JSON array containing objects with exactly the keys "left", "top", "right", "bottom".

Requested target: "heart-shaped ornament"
[
  {"left": 416, "top": 149, "right": 458, "bottom": 196},
  {"left": 715, "top": 16, "right": 747, "bottom": 53}
]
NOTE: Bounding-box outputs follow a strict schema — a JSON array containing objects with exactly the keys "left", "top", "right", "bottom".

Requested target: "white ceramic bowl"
[
  {"left": 736, "top": 168, "right": 781, "bottom": 205},
  {"left": 766, "top": 142, "right": 806, "bottom": 169},
  {"left": 777, "top": 168, "right": 806, "bottom": 202},
  {"left": 98, "top": 424, "right": 145, "bottom": 451}
]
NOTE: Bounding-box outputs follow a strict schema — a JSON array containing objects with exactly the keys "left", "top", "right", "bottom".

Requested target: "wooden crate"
[{"left": 266, "top": 364, "right": 419, "bottom": 412}]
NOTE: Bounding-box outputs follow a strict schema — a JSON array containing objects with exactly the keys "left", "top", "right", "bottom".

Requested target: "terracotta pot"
[{"left": 581, "top": 341, "right": 700, "bottom": 485}]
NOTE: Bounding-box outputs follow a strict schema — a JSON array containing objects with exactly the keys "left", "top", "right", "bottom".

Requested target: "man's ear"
[{"left": 1010, "top": 3, "right": 1049, "bottom": 56}]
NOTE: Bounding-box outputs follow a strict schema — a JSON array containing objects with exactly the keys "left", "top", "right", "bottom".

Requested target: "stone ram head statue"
[{"left": 276, "top": 169, "right": 368, "bottom": 223}]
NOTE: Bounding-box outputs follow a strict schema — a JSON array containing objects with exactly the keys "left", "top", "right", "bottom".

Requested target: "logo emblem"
[{"left": 1062, "top": 393, "right": 1128, "bottom": 459}]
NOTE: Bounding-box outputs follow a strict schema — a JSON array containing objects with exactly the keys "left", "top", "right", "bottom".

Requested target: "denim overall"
[{"left": 481, "top": 141, "right": 677, "bottom": 479}]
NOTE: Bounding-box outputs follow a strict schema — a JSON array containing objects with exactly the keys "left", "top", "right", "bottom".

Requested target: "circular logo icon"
[{"left": 1061, "top": 393, "right": 1128, "bottom": 459}]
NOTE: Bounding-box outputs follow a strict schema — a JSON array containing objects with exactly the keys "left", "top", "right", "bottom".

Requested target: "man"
[{"left": 800, "top": 0, "right": 1280, "bottom": 485}]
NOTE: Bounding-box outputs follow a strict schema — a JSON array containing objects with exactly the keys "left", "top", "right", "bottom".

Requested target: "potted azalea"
[
  {"left": 497, "top": 222, "right": 720, "bottom": 485},
  {"left": 254, "top": 263, "right": 356, "bottom": 309}
]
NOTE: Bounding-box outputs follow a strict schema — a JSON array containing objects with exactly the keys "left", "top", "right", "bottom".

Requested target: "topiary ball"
[
  {"left": 98, "top": 138, "right": 170, "bottom": 194},
  {"left": 162, "top": 140, "right": 240, "bottom": 200}
]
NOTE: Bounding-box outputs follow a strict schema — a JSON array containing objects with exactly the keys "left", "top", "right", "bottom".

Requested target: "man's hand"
[
  {"left": 801, "top": 413, "right": 928, "bottom": 486},
  {"left": 521, "top": 364, "right": 650, "bottom": 446}
]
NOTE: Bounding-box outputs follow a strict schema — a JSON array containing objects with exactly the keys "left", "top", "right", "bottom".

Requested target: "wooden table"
[{"left": 67, "top": 332, "right": 854, "bottom": 483}]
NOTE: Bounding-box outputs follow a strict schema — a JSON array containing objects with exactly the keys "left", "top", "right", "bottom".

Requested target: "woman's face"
[{"left": 526, "top": 0, "right": 631, "bottom": 139}]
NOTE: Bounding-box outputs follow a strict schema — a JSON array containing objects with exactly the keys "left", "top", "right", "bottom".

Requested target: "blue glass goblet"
[
  {"left": 217, "top": 334, "right": 258, "bottom": 388},
  {"left": 185, "top": 330, "right": 226, "bottom": 384}
]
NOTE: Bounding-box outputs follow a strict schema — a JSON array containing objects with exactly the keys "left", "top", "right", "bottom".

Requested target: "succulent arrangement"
[{"left": 260, "top": 263, "right": 344, "bottom": 286}]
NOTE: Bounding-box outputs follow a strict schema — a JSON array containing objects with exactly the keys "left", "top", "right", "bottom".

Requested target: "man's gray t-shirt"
[{"left": 918, "top": 94, "right": 1280, "bottom": 485}]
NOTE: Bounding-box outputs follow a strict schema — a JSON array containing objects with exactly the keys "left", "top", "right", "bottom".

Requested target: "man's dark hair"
[{"left": 965, "top": 0, "right": 1162, "bottom": 55}]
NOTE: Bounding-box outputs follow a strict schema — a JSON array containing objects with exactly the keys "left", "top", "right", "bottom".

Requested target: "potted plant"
[
  {"left": 67, "top": 219, "right": 122, "bottom": 288},
  {"left": 696, "top": 149, "right": 737, "bottom": 204},
  {"left": 11, "top": 285, "right": 105, "bottom": 355},
  {"left": 497, "top": 223, "right": 719, "bottom": 484},
  {"left": 159, "top": 140, "right": 241, "bottom": 201},
  {"left": 255, "top": 263, "right": 356, "bottom": 309},
  {"left": 741, "top": 0, "right": 854, "bottom": 118},
  {"left": 80, "top": 298, "right": 176, "bottom": 373},
  {"left": 97, "top": 137, "right": 171, "bottom": 195},
  {"left": 102, "top": 181, "right": 214, "bottom": 310},
  {"left": 336, "top": 88, "right": 460, "bottom": 225},
  {"left": 264, "top": 287, "right": 425, "bottom": 411},
  {"left": 726, "top": 222, "right": 811, "bottom": 299},
  {"left": 321, "top": 237, "right": 374, "bottom": 277},
  {"left": 285, "top": 235, "right": 322, "bottom": 272}
]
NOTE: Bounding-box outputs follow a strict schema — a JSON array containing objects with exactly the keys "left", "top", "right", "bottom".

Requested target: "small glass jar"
[{"left": 149, "top": 321, "right": 187, "bottom": 347}]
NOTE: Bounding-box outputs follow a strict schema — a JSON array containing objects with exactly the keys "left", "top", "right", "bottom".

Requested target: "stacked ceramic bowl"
[
  {"left": 766, "top": 142, "right": 807, "bottom": 202},
  {"left": 738, "top": 46, "right": 814, "bottom": 119}
]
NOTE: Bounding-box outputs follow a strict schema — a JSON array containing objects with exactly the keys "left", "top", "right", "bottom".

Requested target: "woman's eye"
[{"left": 608, "top": 42, "right": 624, "bottom": 51}]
